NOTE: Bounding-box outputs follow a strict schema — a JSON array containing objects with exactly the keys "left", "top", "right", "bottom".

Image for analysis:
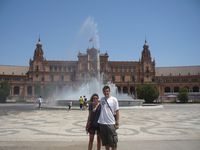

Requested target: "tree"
[
  {"left": 178, "top": 88, "right": 188, "bottom": 103},
  {"left": 0, "top": 81, "right": 11, "bottom": 103},
  {"left": 136, "top": 84, "right": 159, "bottom": 103}
]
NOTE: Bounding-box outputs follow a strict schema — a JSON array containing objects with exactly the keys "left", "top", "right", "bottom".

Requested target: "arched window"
[
  {"left": 112, "top": 75, "right": 115, "bottom": 82},
  {"left": 117, "top": 86, "right": 121, "bottom": 93},
  {"left": 164, "top": 87, "right": 170, "bottom": 93},
  {"left": 193, "top": 86, "right": 199, "bottom": 92},
  {"left": 35, "top": 65, "right": 39, "bottom": 71},
  {"left": 174, "top": 87, "right": 179, "bottom": 93},
  {"left": 123, "top": 87, "right": 128, "bottom": 93},
  {"left": 14, "top": 86, "right": 20, "bottom": 95},
  {"left": 61, "top": 75, "right": 64, "bottom": 81},
  {"left": 51, "top": 75, "right": 54, "bottom": 82},
  {"left": 130, "top": 86, "right": 135, "bottom": 95},
  {"left": 132, "top": 76, "right": 135, "bottom": 82},
  {"left": 121, "top": 75, "right": 125, "bottom": 82}
]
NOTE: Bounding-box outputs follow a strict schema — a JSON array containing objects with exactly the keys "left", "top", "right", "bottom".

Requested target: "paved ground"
[{"left": 0, "top": 103, "right": 200, "bottom": 150}]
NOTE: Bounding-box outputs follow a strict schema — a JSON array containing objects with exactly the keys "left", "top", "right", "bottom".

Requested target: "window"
[
  {"left": 64, "top": 66, "right": 67, "bottom": 72},
  {"left": 132, "top": 76, "right": 135, "bottom": 82},
  {"left": 27, "top": 86, "right": 32, "bottom": 95},
  {"left": 36, "top": 65, "right": 39, "bottom": 71},
  {"left": 146, "top": 67, "right": 149, "bottom": 73},
  {"left": 121, "top": 75, "right": 125, "bottom": 82},
  {"left": 61, "top": 75, "right": 64, "bottom": 81},
  {"left": 54, "top": 66, "right": 57, "bottom": 72},
  {"left": 50, "top": 66, "right": 53, "bottom": 72},
  {"left": 50, "top": 75, "right": 54, "bottom": 82},
  {"left": 59, "top": 66, "right": 62, "bottom": 72},
  {"left": 112, "top": 75, "right": 115, "bottom": 82}
]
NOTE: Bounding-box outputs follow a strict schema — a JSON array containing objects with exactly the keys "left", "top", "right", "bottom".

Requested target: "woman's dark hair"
[{"left": 90, "top": 93, "right": 99, "bottom": 102}]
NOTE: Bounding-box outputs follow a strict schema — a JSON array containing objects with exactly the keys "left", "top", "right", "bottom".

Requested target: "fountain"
[
  {"left": 45, "top": 17, "right": 144, "bottom": 108},
  {"left": 52, "top": 48, "right": 144, "bottom": 108},
  {"left": 54, "top": 76, "right": 144, "bottom": 107}
]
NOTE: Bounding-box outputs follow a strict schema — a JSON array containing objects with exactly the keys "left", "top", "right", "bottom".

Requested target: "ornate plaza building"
[{"left": 0, "top": 39, "right": 200, "bottom": 102}]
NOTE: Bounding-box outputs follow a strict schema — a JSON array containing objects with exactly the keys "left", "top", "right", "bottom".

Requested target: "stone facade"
[{"left": 0, "top": 39, "right": 200, "bottom": 102}]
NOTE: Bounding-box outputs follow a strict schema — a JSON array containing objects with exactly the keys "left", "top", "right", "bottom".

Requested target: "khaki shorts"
[{"left": 99, "top": 124, "right": 118, "bottom": 147}]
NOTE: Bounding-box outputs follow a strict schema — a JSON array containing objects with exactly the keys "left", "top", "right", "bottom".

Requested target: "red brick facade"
[{"left": 0, "top": 39, "right": 200, "bottom": 102}]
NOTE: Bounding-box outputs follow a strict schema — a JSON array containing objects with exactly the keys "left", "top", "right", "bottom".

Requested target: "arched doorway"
[
  {"left": 14, "top": 86, "right": 20, "bottom": 95},
  {"left": 174, "top": 86, "right": 179, "bottom": 93},
  {"left": 193, "top": 86, "right": 199, "bottom": 92},
  {"left": 164, "top": 87, "right": 170, "bottom": 93},
  {"left": 130, "top": 86, "right": 135, "bottom": 95},
  {"left": 123, "top": 87, "right": 128, "bottom": 94}
]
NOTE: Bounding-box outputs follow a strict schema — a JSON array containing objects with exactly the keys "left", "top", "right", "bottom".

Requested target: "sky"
[{"left": 0, "top": 0, "right": 200, "bottom": 67}]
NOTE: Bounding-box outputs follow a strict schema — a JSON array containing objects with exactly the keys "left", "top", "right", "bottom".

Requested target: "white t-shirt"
[
  {"left": 38, "top": 97, "right": 42, "bottom": 103},
  {"left": 98, "top": 96, "right": 119, "bottom": 125}
]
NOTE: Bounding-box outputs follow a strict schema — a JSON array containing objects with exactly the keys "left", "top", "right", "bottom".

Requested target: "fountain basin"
[{"left": 56, "top": 99, "right": 144, "bottom": 107}]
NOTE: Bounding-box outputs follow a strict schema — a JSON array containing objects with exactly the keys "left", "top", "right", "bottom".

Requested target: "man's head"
[{"left": 102, "top": 85, "right": 110, "bottom": 98}]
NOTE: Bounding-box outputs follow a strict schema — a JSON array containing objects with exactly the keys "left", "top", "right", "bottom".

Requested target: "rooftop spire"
[
  {"left": 37, "top": 35, "right": 42, "bottom": 46},
  {"left": 38, "top": 36, "right": 40, "bottom": 42},
  {"left": 144, "top": 34, "right": 148, "bottom": 45}
]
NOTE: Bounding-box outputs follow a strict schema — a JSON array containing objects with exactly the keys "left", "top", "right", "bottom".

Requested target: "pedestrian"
[
  {"left": 98, "top": 85, "right": 119, "bottom": 150},
  {"left": 79, "top": 96, "right": 84, "bottom": 110},
  {"left": 86, "top": 93, "right": 101, "bottom": 150},
  {"left": 68, "top": 101, "right": 72, "bottom": 110},
  {"left": 37, "top": 96, "right": 43, "bottom": 109},
  {"left": 84, "top": 95, "right": 88, "bottom": 110}
]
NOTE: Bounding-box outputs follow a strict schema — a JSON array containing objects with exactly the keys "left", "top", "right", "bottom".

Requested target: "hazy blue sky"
[{"left": 0, "top": 0, "right": 199, "bottom": 67}]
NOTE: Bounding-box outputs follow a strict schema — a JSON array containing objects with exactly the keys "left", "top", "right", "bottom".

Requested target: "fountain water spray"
[{"left": 46, "top": 17, "right": 144, "bottom": 107}]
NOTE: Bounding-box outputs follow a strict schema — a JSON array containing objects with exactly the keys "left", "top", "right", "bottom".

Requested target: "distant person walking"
[
  {"left": 79, "top": 96, "right": 84, "bottom": 110},
  {"left": 86, "top": 93, "right": 101, "bottom": 150},
  {"left": 98, "top": 85, "right": 119, "bottom": 150},
  {"left": 68, "top": 101, "right": 72, "bottom": 110},
  {"left": 37, "top": 96, "right": 43, "bottom": 109},
  {"left": 84, "top": 95, "right": 88, "bottom": 110}
]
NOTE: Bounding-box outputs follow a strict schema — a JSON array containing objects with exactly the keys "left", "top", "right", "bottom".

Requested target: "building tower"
[
  {"left": 28, "top": 38, "right": 45, "bottom": 82},
  {"left": 140, "top": 40, "right": 155, "bottom": 83}
]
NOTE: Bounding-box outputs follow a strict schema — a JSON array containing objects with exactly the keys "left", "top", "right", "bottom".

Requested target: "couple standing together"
[{"left": 86, "top": 85, "right": 119, "bottom": 150}]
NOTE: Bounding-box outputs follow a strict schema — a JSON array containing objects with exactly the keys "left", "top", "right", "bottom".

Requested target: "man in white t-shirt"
[
  {"left": 38, "top": 96, "right": 43, "bottom": 109},
  {"left": 98, "top": 85, "right": 119, "bottom": 150}
]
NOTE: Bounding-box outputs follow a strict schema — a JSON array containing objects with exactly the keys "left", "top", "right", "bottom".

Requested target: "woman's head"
[{"left": 90, "top": 93, "right": 99, "bottom": 103}]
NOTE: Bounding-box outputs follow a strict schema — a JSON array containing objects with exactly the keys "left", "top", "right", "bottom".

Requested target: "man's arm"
[{"left": 115, "top": 109, "right": 119, "bottom": 129}]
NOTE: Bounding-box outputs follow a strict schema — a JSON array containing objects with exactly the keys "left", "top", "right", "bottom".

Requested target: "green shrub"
[
  {"left": 136, "top": 84, "right": 159, "bottom": 103},
  {"left": 178, "top": 88, "right": 188, "bottom": 103},
  {"left": 0, "top": 81, "right": 11, "bottom": 103}
]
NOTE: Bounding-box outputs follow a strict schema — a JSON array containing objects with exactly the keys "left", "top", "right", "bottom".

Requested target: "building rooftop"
[
  {"left": 0, "top": 65, "right": 29, "bottom": 75},
  {"left": 155, "top": 66, "right": 200, "bottom": 76}
]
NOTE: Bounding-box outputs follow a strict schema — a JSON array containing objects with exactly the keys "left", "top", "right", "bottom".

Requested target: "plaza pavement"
[{"left": 0, "top": 103, "right": 200, "bottom": 150}]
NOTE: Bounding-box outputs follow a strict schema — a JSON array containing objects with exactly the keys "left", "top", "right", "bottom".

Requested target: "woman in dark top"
[{"left": 86, "top": 93, "right": 101, "bottom": 150}]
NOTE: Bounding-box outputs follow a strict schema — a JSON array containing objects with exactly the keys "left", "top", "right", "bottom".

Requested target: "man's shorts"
[{"left": 99, "top": 124, "right": 118, "bottom": 147}]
